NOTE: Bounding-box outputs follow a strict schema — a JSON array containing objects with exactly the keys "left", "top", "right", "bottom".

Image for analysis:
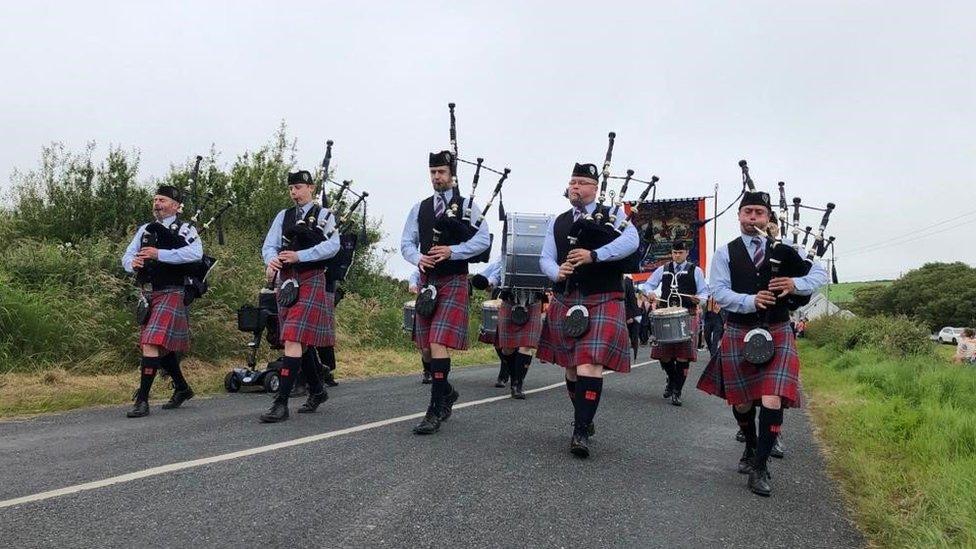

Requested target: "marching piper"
[
  {"left": 638, "top": 241, "right": 709, "bottom": 406},
  {"left": 259, "top": 170, "right": 340, "bottom": 423},
  {"left": 400, "top": 150, "right": 490, "bottom": 435},
  {"left": 538, "top": 162, "right": 639, "bottom": 458},
  {"left": 696, "top": 190, "right": 828, "bottom": 496},
  {"left": 121, "top": 185, "right": 202, "bottom": 418}
]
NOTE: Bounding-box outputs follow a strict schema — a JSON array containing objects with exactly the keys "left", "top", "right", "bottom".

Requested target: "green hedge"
[{"left": 806, "top": 314, "right": 934, "bottom": 357}]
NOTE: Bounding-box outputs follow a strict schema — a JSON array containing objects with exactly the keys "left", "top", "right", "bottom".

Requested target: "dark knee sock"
[
  {"left": 496, "top": 347, "right": 510, "bottom": 380},
  {"left": 137, "top": 356, "right": 161, "bottom": 401},
  {"left": 574, "top": 376, "right": 603, "bottom": 433},
  {"left": 301, "top": 349, "right": 324, "bottom": 394},
  {"left": 317, "top": 345, "right": 337, "bottom": 371},
  {"left": 662, "top": 361, "right": 677, "bottom": 389},
  {"left": 422, "top": 358, "right": 431, "bottom": 375},
  {"left": 565, "top": 377, "right": 577, "bottom": 409},
  {"left": 430, "top": 357, "right": 452, "bottom": 413},
  {"left": 674, "top": 361, "right": 689, "bottom": 393},
  {"left": 732, "top": 405, "right": 758, "bottom": 449},
  {"left": 161, "top": 353, "right": 189, "bottom": 391},
  {"left": 515, "top": 352, "right": 532, "bottom": 383},
  {"left": 275, "top": 356, "right": 302, "bottom": 404},
  {"left": 756, "top": 406, "right": 784, "bottom": 469}
]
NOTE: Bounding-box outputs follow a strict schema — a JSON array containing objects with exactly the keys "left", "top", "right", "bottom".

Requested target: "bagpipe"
[{"left": 430, "top": 103, "right": 510, "bottom": 263}]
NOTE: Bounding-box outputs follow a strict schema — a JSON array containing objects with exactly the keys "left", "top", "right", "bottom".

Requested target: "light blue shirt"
[
  {"left": 539, "top": 200, "right": 640, "bottom": 282},
  {"left": 121, "top": 215, "right": 203, "bottom": 273},
  {"left": 637, "top": 261, "right": 709, "bottom": 302},
  {"left": 399, "top": 187, "right": 491, "bottom": 265},
  {"left": 479, "top": 256, "right": 504, "bottom": 287},
  {"left": 261, "top": 202, "right": 341, "bottom": 266},
  {"left": 709, "top": 233, "right": 830, "bottom": 314},
  {"left": 408, "top": 269, "right": 421, "bottom": 289}
]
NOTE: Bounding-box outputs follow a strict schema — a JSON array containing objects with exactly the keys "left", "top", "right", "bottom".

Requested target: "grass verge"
[
  {"left": 800, "top": 340, "right": 976, "bottom": 547},
  {"left": 0, "top": 346, "right": 498, "bottom": 419}
]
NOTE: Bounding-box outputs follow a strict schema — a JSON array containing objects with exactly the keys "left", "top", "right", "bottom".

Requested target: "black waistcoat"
[
  {"left": 552, "top": 209, "right": 625, "bottom": 295},
  {"left": 417, "top": 193, "right": 469, "bottom": 276},
  {"left": 282, "top": 204, "right": 330, "bottom": 272},
  {"left": 140, "top": 219, "right": 194, "bottom": 289},
  {"left": 661, "top": 262, "right": 699, "bottom": 310},
  {"left": 726, "top": 237, "right": 790, "bottom": 325}
]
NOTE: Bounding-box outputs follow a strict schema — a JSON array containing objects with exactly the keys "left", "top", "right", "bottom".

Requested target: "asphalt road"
[{"left": 0, "top": 355, "right": 863, "bottom": 548}]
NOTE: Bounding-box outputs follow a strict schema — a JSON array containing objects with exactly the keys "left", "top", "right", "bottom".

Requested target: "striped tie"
[
  {"left": 751, "top": 237, "right": 765, "bottom": 268},
  {"left": 573, "top": 207, "right": 585, "bottom": 221},
  {"left": 435, "top": 192, "right": 446, "bottom": 217}
]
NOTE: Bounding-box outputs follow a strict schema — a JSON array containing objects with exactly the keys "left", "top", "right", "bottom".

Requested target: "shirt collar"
[
  {"left": 435, "top": 188, "right": 455, "bottom": 202},
  {"left": 740, "top": 233, "right": 766, "bottom": 247},
  {"left": 160, "top": 214, "right": 178, "bottom": 227},
  {"left": 571, "top": 200, "right": 596, "bottom": 215}
]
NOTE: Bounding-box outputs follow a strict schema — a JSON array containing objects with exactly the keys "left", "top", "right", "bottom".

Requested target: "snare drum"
[
  {"left": 501, "top": 212, "right": 553, "bottom": 291},
  {"left": 402, "top": 300, "right": 416, "bottom": 334},
  {"left": 650, "top": 306, "right": 692, "bottom": 343},
  {"left": 480, "top": 299, "right": 501, "bottom": 336}
]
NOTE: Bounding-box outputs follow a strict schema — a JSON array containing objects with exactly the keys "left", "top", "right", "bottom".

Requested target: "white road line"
[{"left": 0, "top": 360, "right": 654, "bottom": 510}]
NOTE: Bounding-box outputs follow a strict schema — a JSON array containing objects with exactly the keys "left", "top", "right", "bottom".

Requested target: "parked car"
[{"left": 937, "top": 327, "right": 966, "bottom": 344}]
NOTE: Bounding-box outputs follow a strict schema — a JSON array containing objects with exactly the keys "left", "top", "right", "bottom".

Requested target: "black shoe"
[
  {"left": 260, "top": 401, "right": 289, "bottom": 423},
  {"left": 570, "top": 432, "right": 590, "bottom": 458},
  {"left": 748, "top": 466, "right": 772, "bottom": 497},
  {"left": 323, "top": 369, "right": 339, "bottom": 387},
  {"left": 438, "top": 389, "right": 460, "bottom": 421},
  {"left": 160, "top": 388, "right": 194, "bottom": 410},
  {"left": 771, "top": 438, "right": 785, "bottom": 459},
  {"left": 126, "top": 399, "right": 150, "bottom": 418},
  {"left": 494, "top": 376, "right": 508, "bottom": 388},
  {"left": 738, "top": 447, "right": 756, "bottom": 474},
  {"left": 663, "top": 385, "right": 673, "bottom": 399},
  {"left": 297, "top": 390, "right": 328, "bottom": 413},
  {"left": 735, "top": 429, "right": 746, "bottom": 443},
  {"left": 421, "top": 370, "right": 432, "bottom": 384},
  {"left": 670, "top": 393, "right": 682, "bottom": 407},
  {"left": 412, "top": 412, "right": 441, "bottom": 434},
  {"left": 511, "top": 380, "right": 526, "bottom": 400},
  {"left": 571, "top": 422, "right": 596, "bottom": 437}
]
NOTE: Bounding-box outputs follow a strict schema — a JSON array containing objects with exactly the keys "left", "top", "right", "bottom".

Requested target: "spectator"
[
  {"left": 953, "top": 328, "right": 976, "bottom": 364},
  {"left": 796, "top": 318, "right": 807, "bottom": 339}
]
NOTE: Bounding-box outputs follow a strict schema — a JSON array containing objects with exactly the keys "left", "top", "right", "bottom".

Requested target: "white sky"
[{"left": 1, "top": 1, "right": 973, "bottom": 281}]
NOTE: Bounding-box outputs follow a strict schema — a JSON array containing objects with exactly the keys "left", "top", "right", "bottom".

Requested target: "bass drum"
[{"left": 501, "top": 212, "right": 554, "bottom": 291}]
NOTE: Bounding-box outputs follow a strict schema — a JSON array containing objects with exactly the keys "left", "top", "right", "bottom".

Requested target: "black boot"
[
  {"left": 161, "top": 387, "right": 195, "bottom": 410},
  {"left": 735, "top": 429, "right": 747, "bottom": 443},
  {"left": 670, "top": 392, "right": 682, "bottom": 407},
  {"left": 126, "top": 399, "right": 150, "bottom": 418},
  {"left": 322, "top": 368, "right": 339, "bottom": 387},
  {"left": 297, "top": 390, "right": 328, "bottom": 413},
  {"left": 495, "top": 352, "right": 510, "bottom": 388},
  {"left": 421, "top": 369, "right": 432, "bottom": 384},
  {"left": 318, "top": 346, "right": 339, "bottom": 387},
  {"left": 738, "top": 446, "right": 756, "bottom": 474},
  {"left": 570, "top": 429, "right": 590, "bottom": 459},
  {"left": 771, "top": 437, "right": 786, "bottom": 459},
  {"left": 439, "top": 388, "right": 460, "bottom": 421},
  {"left": 748, "top": 464, "right": 772, "bottom": 496},
  {"left": 260, "top": 401, "right": 289, "bottom": 423},
  {"left": 413, "top": 412, "right": 441, "bottom": 434},
  {"left": 663, "top": 383, "right": 673, "bottom": 399}
]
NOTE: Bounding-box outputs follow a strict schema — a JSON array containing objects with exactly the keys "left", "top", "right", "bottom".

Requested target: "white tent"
[{"left": 795, "top": 292, "right": 843, "bottom": 320}]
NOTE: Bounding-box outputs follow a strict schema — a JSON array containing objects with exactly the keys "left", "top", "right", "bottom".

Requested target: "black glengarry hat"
[
  {"left": 429, "top": 150, "right": 454, "bottom": 169},
  {"left": 671, "top": 240, "right": 687, "bottom": 251},
  {"left": 287, "top": 170, "right": 314, "bottom": 185},
  {"left": 156, "top": 185, "right": 183, "bottom": 203},
  {"left": 572, "top": 163, "right": 599, "bottom": 182},
  {"left": 739, "top": 190, "right": 771, "bottom": 211}
]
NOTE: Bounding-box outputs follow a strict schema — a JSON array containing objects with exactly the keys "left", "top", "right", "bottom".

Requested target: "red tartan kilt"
[
  {"left": 497, "top": 300, "right": 543, "bottom": 350},
  {"left": 140, "top": 288, "right": 190, "bottom": 352},
  {"left": 537, "top": 292, "right": 631, "bottom": 373},
  {"left": 413, "top": 273, "right": 469, "bottom": 351},
  {"left": 696, "top": 321, "right": 803, "bottom": 407},
  {"left": 650, "top": 310, "right": 700, "bottom": 362},
  {"left": 278, "top": 269, "right": 332, "bottom": 347}
]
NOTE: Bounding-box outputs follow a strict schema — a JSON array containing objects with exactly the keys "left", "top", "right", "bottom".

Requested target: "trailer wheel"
[
  {"left": 224, "top": 372, "right": 241, "bottom": 393},
  {"left": 263, "top": 372, "right": 280, "bottom": 393}
]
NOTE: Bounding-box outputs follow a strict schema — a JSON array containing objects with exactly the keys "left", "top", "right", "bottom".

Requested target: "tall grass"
[{"left": 802, "top": 318, "right": 976, "bottom": 547}]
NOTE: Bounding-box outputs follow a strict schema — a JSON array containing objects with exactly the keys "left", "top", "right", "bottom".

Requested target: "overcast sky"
[{"left": 2, "top": 1, "right": 973, "bottom": 281}]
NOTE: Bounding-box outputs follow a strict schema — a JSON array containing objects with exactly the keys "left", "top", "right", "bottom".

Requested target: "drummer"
[
  {"left": 638, "top": 241, "right": 709, "bottom": 407},
  {"left": 472, "top": 257, "right": 545, "bottom": 400},
  {"left": 471, "top": 261, "right": 512, "bottom": 389}
]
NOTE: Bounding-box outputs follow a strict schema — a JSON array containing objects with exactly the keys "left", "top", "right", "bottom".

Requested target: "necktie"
[
  {"left": 751, "top": 237, "right": 765, "bottom": 268},
  {"left": 573, "top": 207, "right": 585, "bottom": 221},
  {"left": 435, "top": 192, "right": 446, "bottom": 217}
]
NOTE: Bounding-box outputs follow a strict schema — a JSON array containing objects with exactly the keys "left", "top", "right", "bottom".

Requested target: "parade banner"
[{"left": 627, "top": 197, "right": 708, "bottom": 283}]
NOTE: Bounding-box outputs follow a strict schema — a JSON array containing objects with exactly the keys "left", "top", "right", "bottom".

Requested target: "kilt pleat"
[
  {"left": 140, "top": 288, "right": 190, "bottom": 352},
  {"left": 696, "top": 321, "right": 803, "bottom": 407},
  {"left": 537, "top": 291, "right": 631, "bottom": 373},
  {"left": 414, "top": 273, "right": 469, "bottom": 350}
]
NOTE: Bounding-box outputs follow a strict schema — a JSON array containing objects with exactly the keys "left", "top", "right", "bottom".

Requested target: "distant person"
[
  {"left": 954, "top": 328, "right": 976, "bottom": 364},
  {"left": 796, "top": 318, "right": 807, "bottom": 338},
  {"left": 624, "top": 275, "right": 642, "bottom": 359},
  {"left": 702, "top": 297, "right": 725, "bottom": 357}
]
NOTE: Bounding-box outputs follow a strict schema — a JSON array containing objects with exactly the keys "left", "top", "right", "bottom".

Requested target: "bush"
[
  {"left": 807, "top": 315, "right": 934, "bottom": 357},
  {"left": 849, "top": 262, "right": 976, "bottom": 331}
]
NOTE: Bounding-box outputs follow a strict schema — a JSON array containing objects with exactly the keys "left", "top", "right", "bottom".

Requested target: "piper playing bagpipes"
[
  {"left": 258, "top": 170, "right": 340, "bottom": 423},
  {"left": 696, "top": 161, "right": 830, "bottom": 497},
  {"left": 537, "top": 137, "right": 640, "bottom": 459},
  {"left": 121, "top": 185, "right": 202, "bottom": 418}
]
